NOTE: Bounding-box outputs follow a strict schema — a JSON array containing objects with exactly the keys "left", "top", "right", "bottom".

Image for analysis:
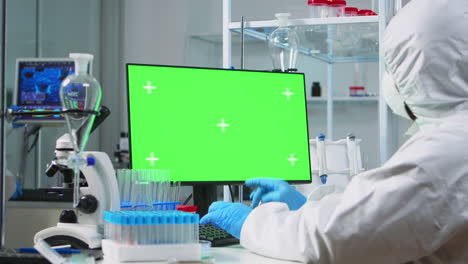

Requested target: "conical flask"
[
  {"left": 60, "top": 53, "right": 101, "bottom": 153},
  {"left": 268, "top": 13, "right": 299, "bottom": 72}
]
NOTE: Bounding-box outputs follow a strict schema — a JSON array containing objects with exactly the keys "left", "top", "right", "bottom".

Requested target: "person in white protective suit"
[{"left": 200, "top": 0, "right": 468, "bottom": 263}]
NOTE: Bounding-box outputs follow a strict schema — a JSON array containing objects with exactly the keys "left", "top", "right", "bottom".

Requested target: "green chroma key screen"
[{"left": 127, "top": 64, "right": 311, "bottom": 183}]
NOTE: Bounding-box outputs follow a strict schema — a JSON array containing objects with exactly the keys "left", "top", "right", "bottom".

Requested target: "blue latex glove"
[
  {"left": 10, "top": 180, "right": 23, "bottom": 199},
  {"left": 200, "top": 201, "right": 252, "bottom": 239},
  {"left": 246, "top": 178, "right": 306, "bottom": 210}
]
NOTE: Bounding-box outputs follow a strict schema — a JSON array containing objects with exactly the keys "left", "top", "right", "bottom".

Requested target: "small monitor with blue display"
[{"left": 13, "top": 58, "right": 75, "bottom": 124}]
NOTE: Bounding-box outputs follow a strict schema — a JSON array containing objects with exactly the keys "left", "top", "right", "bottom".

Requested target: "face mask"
[
  {"left": 382, "top": 72, "right": 411, "bottom": 120},
  {"left": 382, "top": 72, "right": 423, "bottom": 135}
]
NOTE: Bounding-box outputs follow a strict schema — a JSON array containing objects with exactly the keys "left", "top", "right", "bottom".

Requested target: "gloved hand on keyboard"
[
  {"left": 246, "top": 178, "right": 306, "bottom": 210},
  {"left": 200, "top": 201, "right": 252, "bottom": 239}
]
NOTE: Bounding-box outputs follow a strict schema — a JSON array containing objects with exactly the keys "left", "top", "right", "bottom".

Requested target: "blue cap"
[
  {"left": 160, "top": 214, "right": 168, "bottom": 225},
  {"left": 104, "top": 210, "right": 199, "bottom": 226},
  {"left": 175, "top": 214, "right": 183, "bottom": 224},
  {"left": 104, "top": 211, "right": 111, "bottom": 222},
  {"left": 87, "top": 157, "right": 95, "bottom": 166},
  {"left": 318, "top": 133, "right": 326, "bottom": 141},
  {"left": 167, "top": 214, "right": 175, "bottom": 225},
  {"left": 320, "top": 175, "right": 328, "bottom": 184},
  {"left": 191, "top": 214, "right": 200, "bottom": 224}
]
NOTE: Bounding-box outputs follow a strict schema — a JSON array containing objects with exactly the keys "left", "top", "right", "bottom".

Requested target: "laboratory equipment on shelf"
[
  {"left": 316, "top": 134, "right": 328, "bottom": 184},
  {"left": 342, "top": 7, "right": 358, "bottom": 16},
  {"left": 268, "top": 13, "right": 299, "bottom": 72},
  {"left": 308, "top": 0, "right": 328, "bottom": 18},
  {"left": 102, "top": 211, "right": 202, "bottom": 262},
  {"left": 113, "top": 132, "right": 130, "bottom": 169},
  {"left": 327, "top": 0, "right": 346, "bottom": 17},
  {"left": 59, "top": 53, "right": 101, "bottom": 208},
  {"left": 349, "top": 86, "right": 366, "bottom": 97},
  {"left": 358, "top": 9, "right": 378, "bottom": 16},
  {"left": 349, "top": 63, "right": 367, "bottom": 96},
  {"left": 296, "top": 134, "right": 365, "bottom": 197},
  {"left": 311, "top": 82, "right": 322, "bottom": 97}
]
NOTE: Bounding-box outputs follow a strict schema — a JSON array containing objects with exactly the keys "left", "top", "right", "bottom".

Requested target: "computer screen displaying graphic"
[
  {"left": 13, "top": 58, "right": 75, "bottom": 124},
  {"left": 127, "top": 64, "right": 311, "bottom": 184}
]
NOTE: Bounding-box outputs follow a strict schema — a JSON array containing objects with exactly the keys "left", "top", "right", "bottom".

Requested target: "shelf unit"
[
  {"left": 222, "top": 0, "right": 391, "bottom": 165},
  {"left": 230, "top": 16, "right": 379, "bottom": 63},
  {"left": 307, "top": 96, "right": 379, "bottom": 102}
]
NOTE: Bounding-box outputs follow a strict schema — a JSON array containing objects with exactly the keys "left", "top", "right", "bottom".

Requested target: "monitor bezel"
[
  {"left": 126, "top": 63, "right": 312, "bottom": 185},
  {"left": 13, "top": 57, "right": 75, "bottom": 124}
]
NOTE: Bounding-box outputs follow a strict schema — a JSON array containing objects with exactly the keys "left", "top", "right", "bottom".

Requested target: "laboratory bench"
[{"left": 99, "top": 245, "right": 298, "bottom": 264}]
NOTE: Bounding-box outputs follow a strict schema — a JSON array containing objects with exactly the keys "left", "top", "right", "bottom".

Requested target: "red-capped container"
[
  {"left": 328, "top": 0, "right": 347, "bottom": 17},
  {"left": 349, "top": 86, "right": 365, "bottom": 97},
  {"left": 308, "top": 0, "right": 329, "bottom": 18},
  {"left": 342, "top": 7, "right": 359, "bottom": 16},
  {"left": 357, "top": 9, "right": 378, "bottom": 16},
  {"left": 176, "top": 205, "right": 198, "bottom": 213}
]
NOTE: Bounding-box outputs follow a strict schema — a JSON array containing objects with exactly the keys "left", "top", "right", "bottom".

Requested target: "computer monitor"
[
  {"left": 127, "top": 64, "right": 311, "bottom": 214},
  {"left": 13, "top": 58, "right": 75, "bottom": 124}
]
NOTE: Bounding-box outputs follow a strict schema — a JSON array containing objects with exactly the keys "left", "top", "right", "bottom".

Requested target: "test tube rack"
[{"left": 102, "top": 210, "right": 201, "bottom": 262}]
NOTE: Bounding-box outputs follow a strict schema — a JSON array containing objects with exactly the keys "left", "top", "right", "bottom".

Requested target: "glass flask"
[
  {"left": 60, "top": 53, "right": 102, "bottom": 207},
  {"left": 268, "top": 13, "right": 299, "bottom": 72}
]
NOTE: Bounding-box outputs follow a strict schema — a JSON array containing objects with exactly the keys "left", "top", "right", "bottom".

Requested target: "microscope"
[
  {"left": 34, "top": 106, "right": 120, "bottom": 249},
  {"left": 33, "top": 52, "right": 120, "bottom": 250}
]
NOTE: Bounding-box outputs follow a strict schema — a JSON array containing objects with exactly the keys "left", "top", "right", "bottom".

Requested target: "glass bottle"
[
  {"left": 268, "top": 13, "right": 299, "bottom": 72},
  {"left": 60, "top": 53, "right": 102, "bottom": 207},
  {"left": 311, "top": 82, "right": 322, "bottom": 97}
]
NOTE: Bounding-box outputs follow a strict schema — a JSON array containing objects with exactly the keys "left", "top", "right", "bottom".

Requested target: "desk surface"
[{"left": 99, "top": 245, "right": 297, "bottom": 264}]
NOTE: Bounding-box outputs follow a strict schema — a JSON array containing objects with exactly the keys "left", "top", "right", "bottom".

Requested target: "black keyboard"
[
  {"left": 199, "top": 223, "right": 239, "bottom": 247},
  {"left": 0, "top": 249, "right": 49, "bottom": 264},
  {"left": 0, "top": 248, "right": 103, "bottom": 263}
]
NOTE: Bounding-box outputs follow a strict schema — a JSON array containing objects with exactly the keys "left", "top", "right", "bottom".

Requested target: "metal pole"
[
  {"left": 240, "top": 16, "right": 244, "bottom": 70},
  {"left": 378, "top": 0, "right": 388, "bottom": 164},
  {"left": 395, "top": 0, "right": 403, "bottom": 11},
  {"left": 35, "top": 130, "right": 42, "bottom": 188},
  {"left": 239, "top": 15, "right": 244, "bottom": 203},
  {"left": 326, "top": 25, "right": 334, "bottom": 140},
  {"left": 327, "top": 63, "right": 333, "bottom": 140},
  {"left": 223, "top": 0, "right": 232, "bottom": 202},
  {"left": 0, "top": 0, "right": 6, "bottom": 248},
  {"left": 222, "top": 0, "right": 231, "bottom": 69}
]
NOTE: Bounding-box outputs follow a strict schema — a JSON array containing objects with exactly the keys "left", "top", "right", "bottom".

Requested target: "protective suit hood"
[{"left": 382, "top": 0, "right": 468, "bottom": 129}]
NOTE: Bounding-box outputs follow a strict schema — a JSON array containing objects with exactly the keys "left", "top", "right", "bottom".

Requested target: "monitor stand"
[{"left": 193, "top": 184, "right": 218, "bottom": 217}]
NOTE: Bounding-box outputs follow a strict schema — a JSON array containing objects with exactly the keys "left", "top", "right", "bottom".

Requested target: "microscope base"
[{"left": 34, "top": 223, "right": 102, "bottom": 249}]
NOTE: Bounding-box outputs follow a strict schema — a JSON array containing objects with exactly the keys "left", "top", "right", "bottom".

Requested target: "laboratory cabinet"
[{"left": 221, "top": 0, "right": 408, "bottom": 169}]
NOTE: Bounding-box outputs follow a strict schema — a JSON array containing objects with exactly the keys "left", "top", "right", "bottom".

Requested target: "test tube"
[
  {"left": 117, "top": 169, "right": 130, "bottom": 209},
  {"left": 176, "top": 181, "right": 181, "bottom": 202},
  {"left": 161, "top": 170, "right": 169, "bottom": 204},
  {"left": 131, "top": 170, "right": 151, "bottom": 210}
]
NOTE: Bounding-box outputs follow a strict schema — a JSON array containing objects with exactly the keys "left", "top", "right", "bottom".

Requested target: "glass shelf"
[
  {"left": 307, "top": 96, "right": 379, "bottom": 103},
  {"left": 190, "top": 33, "right": 263, "bottom": 45},
  {"left": 230, "top": 16, "right": 379, "bottom": 64}
]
